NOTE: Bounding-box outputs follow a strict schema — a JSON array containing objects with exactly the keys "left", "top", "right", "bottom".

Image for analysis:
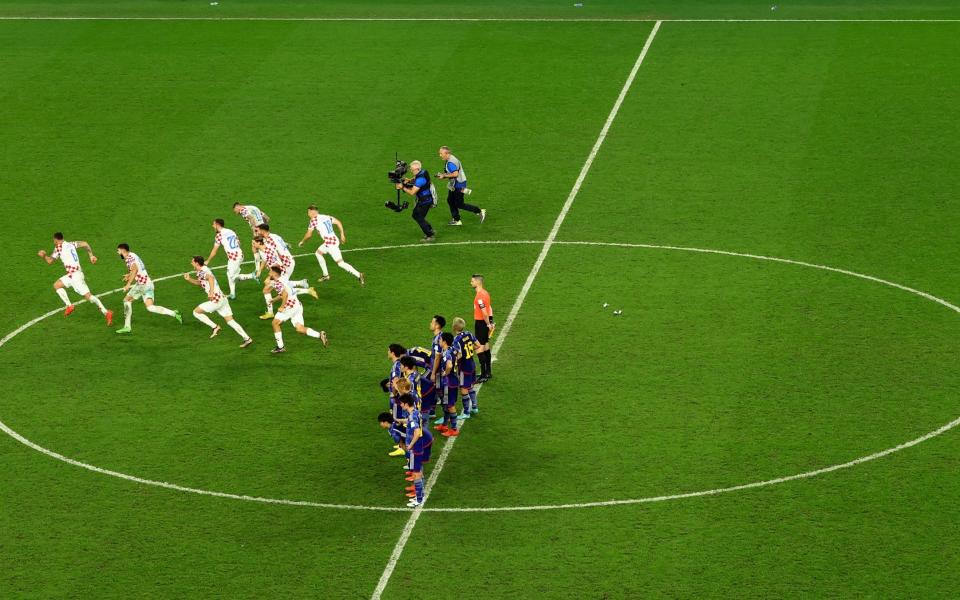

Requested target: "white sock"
[
  {"left": 56, "top": 288, "right": 71, "bottom": 306},
  {"left": 89, "top": 295, "right": 108, "bottom": 315},
  {"left": 263, "top": 294, "right": 273, "bottom": 311},
  {"left": 193, "top": 311, "right": 216, "bottom": 329},
  {"left": 292, "top": 279, "right": 309, "bottom": 288},
  {"left": 305, "top": 328, "right": 321, "bottom": 338},
  {"left": 338, "top": 261, "right": 361, "bottom": 278},
  {"left": 294, "top": 288, "right": 312, "bottom": 296},
  {"left": 315, "top": 252, "right": 329, "bottom": 276},
  {"left": 124, "top": 301, "right": 133, "bottom": 328},
  {"left": 274, "top": 331, "right": 284, "bottom": 348},
  {"left": 147, "top": 304, "right": 175, "bottom": 317},
  {"left": 237, "top": 272, "right": 257, "bottom": 281},
  {"left": 226, "top": 319, "right": 249, "bottom": 340},
  {"left": 228, "top": 276, "right": 237, "bottom": 296}
]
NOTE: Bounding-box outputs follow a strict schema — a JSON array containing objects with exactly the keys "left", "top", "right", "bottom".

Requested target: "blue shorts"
[
  {"left": 444, "top": 386, "right": 459, "bottom": 407},
  {"left": 459, "top": 370, "right": 476, "bottom": 390},
  {"left": 420, "top": 390, "right": 437, "bottom": 414},
  {"left": 407, "top": 442, "right": 433, "bottom": 473}
]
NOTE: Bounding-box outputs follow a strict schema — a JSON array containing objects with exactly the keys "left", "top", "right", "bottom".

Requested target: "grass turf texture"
[{"left": 3, "top": 5, "right": 960, "bottom": 600}]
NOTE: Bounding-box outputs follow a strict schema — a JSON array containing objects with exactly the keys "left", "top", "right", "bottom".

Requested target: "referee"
[{"left": 471, "top": 274, "right": 495, "bottom": 382}]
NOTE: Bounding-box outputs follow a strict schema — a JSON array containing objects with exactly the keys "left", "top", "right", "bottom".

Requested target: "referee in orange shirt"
[{"left": 471, "top": 274, "right": 495, "bottom": 382}]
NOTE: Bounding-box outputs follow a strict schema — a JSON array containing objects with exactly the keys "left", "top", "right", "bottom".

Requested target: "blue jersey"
[
  {"left": 388, "top": 359, "right": 402, "bottom": 387},
  {"left": 430, "top": 333, "right": 443, "bottom": 375},
  {"left": 441, "top": 346, "right": 458, "bottom": 388},
  {"left": 404, "top": 407, "right": 433, "bottom": 452},
  {"left": 453, "top": 331, "right": 478, "bottom": 373},
  {"left": 406, "top": 346, "right": 433, "bottom": 370},
  {"left": 409, "top": 370, "right": 434, "bottom": 400}
]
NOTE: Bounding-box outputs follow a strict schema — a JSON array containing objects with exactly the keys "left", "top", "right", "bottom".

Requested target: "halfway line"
[{"left": 368, "top": 19, "right": 663, "bottom": 600}]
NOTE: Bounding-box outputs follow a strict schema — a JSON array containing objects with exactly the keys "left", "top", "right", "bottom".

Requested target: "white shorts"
[
  {"left": 317, "top": 243, "right": 343, "bottom": 262},
  {"left": 58, "top": 272, "right": 90, "bottom": 296},
  {"left": 275, "top": 303, "right": 304, "bottom": 327},
  {"left": 127, "top": 282, "right": 155, "bottom": 302},
  {"left": 227, "top": 258, "right": 243, "bottom": 280},
  {"left": 198, "top": 297, "right": 233, "bottom": 317},
  {"left": 280, "top": 258, "right": 297, "bottom": 281}
]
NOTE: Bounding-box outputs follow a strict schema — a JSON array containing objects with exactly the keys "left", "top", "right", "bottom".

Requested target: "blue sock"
[
  {"left": 450, "top": 412, "right": 458, "bottom": 430},
  {"left": 461, "top": 393, "right": 471, "bottom": 413},
  {"left": 415, "top": 478, "right": 424, "bottom": 502},
  {"left": 469, "top": 390, "right": 477, "bottom": 409}
]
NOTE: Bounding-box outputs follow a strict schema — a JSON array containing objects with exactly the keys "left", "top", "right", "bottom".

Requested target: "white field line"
[
  {"left": 368, "top": 20, "right": 663, "bottom": 600},
  {"left": 0, "top": 17, "right": 958, "bottom": 22},
  {"left": 3, "top": 239, "right": 960, "bottom": 514}
]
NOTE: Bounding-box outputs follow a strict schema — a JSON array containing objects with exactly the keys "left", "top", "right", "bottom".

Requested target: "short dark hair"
[
  {"left": 399, "top": 355, "right": 418, "bottom": 369},
  {"left": 433, "top": 315, "right": 446, "bottom": 329},
  {"left": 398, "top": 393, "right": 417, "bottom": 408},
  {"left": 53, "top": 232, "right": 64, "bottom": 240},
  {"left": 378, "top": 412, "right": 394, "bottom": 424},
  {"left": 270, "top": 266, "right": 282, "bottom": 275},
  {"left": 440, "top": 332, "right": 454, "bottom": 346},
  {"left": 233, "top": 202, "right": 241, "bottom": 207},
  {"left": 117, "top": 243, "right": 130, "bottom": 251},
  {"left": 253, "top": 235, "right": 264, "bottom": 243},
  {"left": 192, "top": 256, "right": 205, "bottom": 266},
  {"left": 214, "top": 218, "right": 225, "bottom": 227},
  {"left": 388, "top": 343, "right": 406, "bottom": 358},
  {"left": 257, "top": 223, "right": 270, "bottom": 231},
  {"left": 307, "top": 205, "right": 318, "bottom": 211}
]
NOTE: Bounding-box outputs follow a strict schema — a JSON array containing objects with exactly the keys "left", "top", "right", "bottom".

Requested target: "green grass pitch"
[{"left": 2, "top": 1, "right": 960, "bottom": 598}]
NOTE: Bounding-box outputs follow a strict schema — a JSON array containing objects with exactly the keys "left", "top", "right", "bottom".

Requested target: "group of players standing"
[
  {"left": 378, "top": 277, "right": 496, "bottom": 507},
  {"left": 37, "top": 203, "right": 365, "bottom": 353}
]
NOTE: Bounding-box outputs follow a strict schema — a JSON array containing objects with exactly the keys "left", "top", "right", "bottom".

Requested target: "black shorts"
[{"left": 474, "top": 319, "right": 490, "bottom": 345}]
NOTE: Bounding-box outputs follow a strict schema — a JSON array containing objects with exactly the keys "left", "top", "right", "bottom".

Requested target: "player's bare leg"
[
  {"left": 223, "top": 315, "right": 253, "bottom": 347},
  {"left": 193, "top": 307, "right": 221, "bottom": 337},
  {"left": 294, "top": 323, "right": 329, "bottom": 347}
]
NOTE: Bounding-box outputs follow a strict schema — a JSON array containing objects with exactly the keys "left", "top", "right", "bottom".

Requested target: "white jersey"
[
  {"left": 309, "top": 214, "right": 340, "bottom": 246},
  {"left": 215, "top": 227, "right": 243, "bottom": 261},
  {"left": 52, "top": 241, "right": 83, "bottom": 275},
  {"left": 273, "top": 278, "right": 301, "bottom": 311},
  {"left": 196, "top": 265, "right": 224, "bottom": 302},
  {"left": 267, "top": 233, "right": 294, "bottom": 258},
  {"left": 239, "top": 205, "right": 266, "bottom": 226},
  {"left": 125, "top": 252, "right": 151, "bottom": 285}
]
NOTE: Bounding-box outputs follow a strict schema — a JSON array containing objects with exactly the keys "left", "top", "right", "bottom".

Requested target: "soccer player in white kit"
[
  {"left": 37, "top": 232, "right": 113, "bottom": 324},
  {"left": 266, "top": 265, "right": 328, "bottom": 354},
  {"left": 182, "top": 256, "right": 253, "bottom": 348},
  {"left": 254, "top": 224, "right": 313, "bottom": 320},
  {"left": 207, "top": 218, "right": 256, "bottom": 299},
  {"left": 233, "top": 202, "right": 270, "bottom": 274},
  {"left": 297, "top": 205, "right": 365, "bottom": 286},
  {"left": 115, "top": 243, "right": 181, "bottom": 334}
]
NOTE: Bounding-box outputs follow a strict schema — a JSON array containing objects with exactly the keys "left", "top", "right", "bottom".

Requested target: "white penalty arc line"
[
  {"left": 2, "top": 238, "right": 960, "bottom": 514},
  {"left": 1, "top": 16, "right": 959, "bottom": 22}
]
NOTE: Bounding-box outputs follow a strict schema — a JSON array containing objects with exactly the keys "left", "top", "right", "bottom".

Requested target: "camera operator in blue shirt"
[{"left": 395, "top": 160, "right": 437, "bottom": 242}]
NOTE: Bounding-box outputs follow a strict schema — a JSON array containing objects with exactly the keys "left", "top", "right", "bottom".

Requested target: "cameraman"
[
  {"left": 437, "top": 146, "right": 485, "bottom": 226},
  {"left": 395, "top": 160, "right": 436, "bottom": 242}
]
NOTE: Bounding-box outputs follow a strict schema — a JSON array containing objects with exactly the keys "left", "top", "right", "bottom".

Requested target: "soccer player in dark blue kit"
[
  {"left": 398, "top": 394, "right": 432, "bottom": 507},
  {"left": 452, "top": 317, "right": 479, "bottom": 418},
  {"left": 378, "top": 412, "right": 405, "bottom": 454},
  {"left": 405, "top": 345, "right": 433, "bottom": 371},
  {"left": 383, "top": 344, "right": 407, "bottom": 457},
  {"left": 400, "top": 355, "right": 437, "bottom": 418},
  {"left": 429, "top": 314, "right": 446, "bottom": 383},
  {"left": 434, "top": 332, "right": 461, "bottom": 437}
]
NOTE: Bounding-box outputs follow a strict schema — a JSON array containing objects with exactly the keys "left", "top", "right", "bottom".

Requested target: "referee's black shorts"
[{"left": 474, "top": 319, "right": 490, "bottom": 345}]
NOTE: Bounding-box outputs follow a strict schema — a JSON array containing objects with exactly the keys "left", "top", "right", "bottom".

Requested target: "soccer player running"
[
  {"left": 433, "top": 332, "right": 460, "bottom": 437},
  {"left": 115, "top": 244, "right": 181, "bottom": 334},
  {"left": 397, "top": 393, "right": 433, "bottom": 508},
  {"left": 233, "top": 202, "right": 270, "bottom": 274},
  {"left": 452, "top": 317, "right": 480, "bottom": 417},
  {"left": 471, "top": 274, "right": 495, "bottom": 382},
  {"left": 37, "top": 232, "right": 112, "bottom": 324},
  {"left": 266, "top": 265, "right": 328, "bottom": 354},
  {"left": 297, "top": 205, "right": 364, "bottom": 286},
  {"left": 252, "top": 230, "right": 315, "bottom": 320},
  {"left": 208, "top": 219, "right": 256, "bottom": 299},
  {"left": 183, "top": 256, "right": 253, "bottom": 348}
]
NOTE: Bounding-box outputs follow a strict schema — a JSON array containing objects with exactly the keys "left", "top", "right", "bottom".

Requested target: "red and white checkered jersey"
[
  {"left": 239, "top": 205, "right": 266, "bottom": 226},
  {"left": 262, "top": 245, "right": 291, "bottom": 271},
  {"left": 197, "top": 266, "right": 224, "bottom": 302},
  {"left": 52, "top": 241, "right": 83, "bottom": 275},
  {"left": 214, "top": 228, "right": 243, "bottom": 261},
  {"left": 309, "top": 214, "right": 340, "bottom": 246},
  {"left": 125, "top": 252, "right": 151, "bottom": 285},
  {"left": 272, "top": 278, "right": 300, "bottom": 311}
]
